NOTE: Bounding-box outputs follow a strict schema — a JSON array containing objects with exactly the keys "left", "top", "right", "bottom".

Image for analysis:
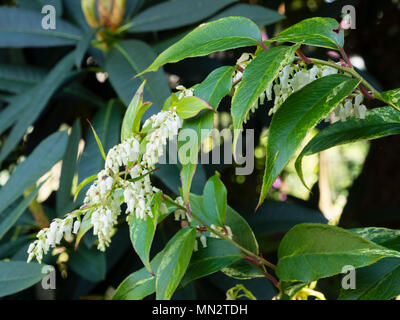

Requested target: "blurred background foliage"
[{"left": 0, "top": 0, "right": 399, "bottom": 300}]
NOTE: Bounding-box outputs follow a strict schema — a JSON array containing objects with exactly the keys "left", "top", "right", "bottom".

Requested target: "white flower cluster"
[
  {"left": 27, "top": 215, "right": 80, "bottom": 263},
  {"left": 234, "top": 53, "right": 368, "bottom": 123},
  {"left": 142, "top": 110, "right": 183, "bottom": 167},
  {"left": 28, "top": 109, "right": 183, "bottom": 262},
  {"left": 176, "top": 85, "right": 194, "bottom": 99}
]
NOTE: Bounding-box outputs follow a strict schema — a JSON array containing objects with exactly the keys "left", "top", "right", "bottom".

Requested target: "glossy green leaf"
[
  {"left": 73, "top": 174, "right": 97, "bottom": 202},
  {"left": 69, "top": 245, "right": 106, "bottom": 282},
  {"left": 138, "top": 17, "right": 262, "bottom": 75},
  {"left": 210, "top": 3, "right": 284, "bottom": 26},
  {"left": 127, "top": 0, "right": 237, "bottom": 32},
  {"left": 175, "top": 96, "right": 214, "bottom": 119},
  {"left": 76, "top": 102, "right": 121, "bottom": 203},
  {"left": 130, "top": 192, "right": 161, "bottom": 273},
  {"left": 0, "top": 261, "right": 48, "bottom": 297},
  {"left": 156, "top": 228, "right": 196, "bottom": 300},
  {"left": 0, "top": 7, "right": 82, "bottom": 48},
  {"left": 105, "top": 40, "right": 170, "bottom": 110},
  {"left": 0, "top": 130, "right": 68, "bottom": 216},
  {"left": 339, "top": 258, "right": 400, "bottom": 300},
  {"left": 271, "top": 17, "right": 344, "bottom": 50},
  {"left": 57, "top": 120, "right": 81, "bottom": 217},
  {"left": 295, "top": 107, "right": 400, "bottom": 189},
  {"left": 381, "top": 88, "right": 400, "bottom": 112},
  {"left": 121, "top": 81, "right": 146, "bottom": 141},
  {"left": 276, "top": 223, "right": 400, "bottom": 282},
  {"left": 0, "top": 52, "right": 75, "bottom": 163},
  {"left": 189, "top": 194, "right": 259, "bottom": 255},
  {"left": 203, "top": 174, "right": 227, "bottom": 227},
  {"left": 221, "top": 259, "right": 265, "bottom": 280},
  {"left": 177, "top": 66, "right": 234, "bottom": 204},
  {"left": 74, "top": 211, "right": 93, "bottom": 250},
  {"left": 88, "top": 119, "right": 107, "bottom": 160},
  {"left": 113, "top": 251, "right": 164, "bottom": 300},
  {"left": 351, "top": 227, "right": 400, "bottom": 252},
  {"left": 180, "top": 238, "right": 242, "bottom": 287},
  {"left": 75, "top": 28, "right": 97, "bottom": 68},
  {"left": 232, "top": 44, "right": 299, "bottom": 150},
  {"left": 258, "top": 74, "right": 360, "bottom": 208}
]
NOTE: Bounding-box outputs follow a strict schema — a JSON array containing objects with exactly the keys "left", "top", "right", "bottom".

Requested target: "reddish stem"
[
  {"left": 264, "top": 273, "right": 279, "bottom": 288},
  {"left": 259, "top": 41, "right": 269, "bottom": 51},
  {"left": 359, "top": 84, "right": 374, "bottom": 100},
  {"left": 296, "top": 49, "right": 312, "bottom": 64}
]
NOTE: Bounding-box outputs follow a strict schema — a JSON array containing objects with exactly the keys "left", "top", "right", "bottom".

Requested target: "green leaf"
[
  {"left": 121, "top": 80, "right": 145, "bottom": 141},
  {"left": 138, "top": 17, "right": 262, "bottom": 75},
  {"left": 271, "top": 17, "right": 344, "bottom": 50},
  {"left": 73, "top": 174, "right": 97, "bottom": 202},
  {"left": 130, "top": 192, "right": 161, "bottom": 273},
  {"left": 339, "top": 257, "right": 400, "bottom": 300},
  {"left": 351, "top": 227, "right": 400, "bottom": 252},
  {"left": 16, "top": 0, "right": 63, "bottom": 16},
  {"left": 295, "top": 107, "right": 400, "bottom": 189},
  {"left": 203, "top": 174, "right": 227, "bottom": 226},
  {"left": 381, "top": 88, "right": 400, "bottom": 112},
  {"left": 156, "top": 227, "right": 196, "bottom": 300},
  {"left": 189, "top": 194, "right": 259, "bottom": 254},
  {"left": 177, "top": 66, "right": 234, "bottom": 203},
  {"left": 0, "top": 7, "right": 82, "bottom": 48},
  {"left": 56, "top": 120, "right": 81, "bottom": 217},
  {"left": 0, "top": 130, "right": 68, "bottom": 216},
  {"left": 195, "top": 65, "right": 235, "bottom": 109},
  {"left": 74, "top": 211, "right": 93, "bottom": 250},
  {"left": 0, "top": 63, "right": 46, "bottom": 94},
  {"left": 231, "top": 44, "right": 299, "bottom": 150},
  {"left": 0, "top": 261, "right": 49, "bottom": 297},
  {"left": 221, "top": 259, "right": 265, "bottom": 280},
  {"left": 0, "top": 184, "right": 41, "bottom": 239},
  {"left": 75, "top": 28, "right": 97, "bottom": 69},
  {"left": 76, "top": 102, "right": 121, "bottom": 203},
  {"left": 127, "top": 0, "right": 237, "bottom": 32},
  {"left": 105, "top": 40, "right": 170, "bottom": 110},
  {"left": 0, "top": 52, "right": 75, "bottom": 163},
  {"left": 113, "top": 251, "right": 164, "bottom": 300},
  {"left": 175, "top": 96, "right": 214, "bottom": 119},
  {"left": 258, "top": 74, "right": 360, "bottom": 208},
  {"left": 276, "top": 223, "right": 400, "bottom": 282},
  {"left": 69, "top": 245, "right": 106, "bottom": 282},
  {"left": 88, "top": 119, "right": 107, "bottom": 160},
  {"left": 210, "top": 3, "right": 284, "bottom": 26},
  {"left": 180, "top": 238, "right": 242, "bottom": 287}
]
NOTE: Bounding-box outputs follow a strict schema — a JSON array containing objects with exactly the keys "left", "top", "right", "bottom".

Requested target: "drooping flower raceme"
[
  {"left": 27, "top": 109, "right": 183, "bottom": 263},
  {"left": 233, "top": 53, "right": 368, "bottom": 122}
]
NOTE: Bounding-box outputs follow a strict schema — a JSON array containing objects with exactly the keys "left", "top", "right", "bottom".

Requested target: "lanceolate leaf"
[
  {"left": 0, "top": 130, "right": 68, "bottom": 216},
  {"left": 258, "top": 74, "right": 360, "bottom": 208},
  {"left": 121, "top": 81, "right": 146, "bottom": 141},
  {"left": 105, "top": 40, "right": 170, "bottom": 110},
  {"left": 276, "top": 223, "right": 400, "bottom": 282},
  {"left": 339, "top": 257, "right": 400, "bottom": 300},
  {"left": 351, "top": 227, "right": 400, "bottom": 252},
  {"left": 130, "top": 192, "right": 161, "bottom": 274},
  {"left": 156, "top": 228, "right": 196, "bottom": 300},
  {"left": 270, "top": 17, "right": 344, "bottom": 50},
  {"left": 381, "top": 88, "right": 400, "bottom": 112},
  {"left": 0, "top": 261, "right": 49, "bottom": 297},
  {"left": 175, "top": 96, "right": 214, "bottom": 119},
  {"left": 138, "top": 17, "right": 262, "bottom": 75},
  {"left": 0, "top": 52, "right": 75, "bottom": 163},
  {"left": 127, "top": 0, "right": 237, "bottom": 33},
  {"left": 57, "top": 121, "right": 81, "bottom": 216},
  {"left": 0, "top": 7, "right": 82, "bottom": 48},
  {"left": 0, "top": 184, "right": 42, "bottom": 239},
  {"left": 178, "top": 66, "right": 234, "bottom": 204},
  {"left": 231, "top": 44, "right": 299, "bottom": 150},
  {"left": 295, "top": 107, "right": 400, "bottom": 189},
  {"left": 68, "top": 244, "right": 106, "bottom": 282},
  {"left": 180, "top": 238, "right": 242, "bottom": 287},
  {"left": 113, "top": 251, "right": 164, "bottom": 300},
  {"left": 210, "top": 4, "right": 284, "bottom": 27},
  {"left": 74, "top": 211, "right": 92, "bottom": 250},
  {"left": 203, "top": 174, "right": 227, "bottom": 227},
  {"left": 0, "top": 64, "right": 46, "bottom": 94}
]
